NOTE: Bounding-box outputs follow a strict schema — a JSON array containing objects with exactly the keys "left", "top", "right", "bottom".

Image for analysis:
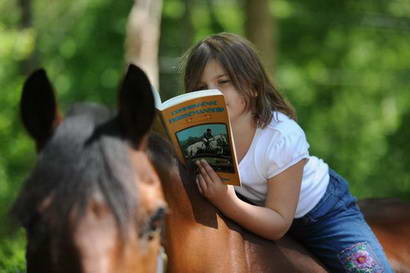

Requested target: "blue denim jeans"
[{"left": 289, "top": 169, "right": 394, "bottom": 273}]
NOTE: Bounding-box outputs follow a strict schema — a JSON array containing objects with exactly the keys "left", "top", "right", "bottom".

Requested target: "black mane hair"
[{"left": 11, "top": 103, "right": 138, "bottom": 240}]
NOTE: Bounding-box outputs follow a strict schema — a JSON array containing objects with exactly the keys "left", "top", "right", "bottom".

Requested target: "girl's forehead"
[
  {"left": 201, "top": 59, "right": 227, "bottom": 80},
  {"left": 206, "top": 58, "right": 223, "bottom": 69}
]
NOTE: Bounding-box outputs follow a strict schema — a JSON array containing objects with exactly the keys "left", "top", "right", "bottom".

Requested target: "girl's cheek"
[{"left": 239, "top": 99, "right": 247, "bottom": 112}]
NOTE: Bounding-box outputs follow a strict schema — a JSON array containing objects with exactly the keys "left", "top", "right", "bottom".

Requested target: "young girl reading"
[{"left": 183, "top": 32, "right": 393, "bottom": 273}]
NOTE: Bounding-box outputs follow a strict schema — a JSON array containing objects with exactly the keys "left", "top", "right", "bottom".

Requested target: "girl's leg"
[{"left": 289, "top": 169, "right": 394, "bottom": 273}]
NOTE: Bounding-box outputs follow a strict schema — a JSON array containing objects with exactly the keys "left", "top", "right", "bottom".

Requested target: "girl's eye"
[
  {"left": 196, "top": 85, "right": 207, "bottom": 91},
  {"left": 218, "top": 80, "right": 230, "bottom": 85}
]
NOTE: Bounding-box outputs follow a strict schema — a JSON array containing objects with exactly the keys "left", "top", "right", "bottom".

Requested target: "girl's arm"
[{"left": 196, "top": 159, "right": 305, "bottom": 241}]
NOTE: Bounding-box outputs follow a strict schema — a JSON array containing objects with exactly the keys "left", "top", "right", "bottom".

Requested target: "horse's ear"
[
  {"left": 20, "top": 69, "right": 61, "bottom": 152},
  {"left": 118, "top": 64, "right": 155, "bottom": 148}
]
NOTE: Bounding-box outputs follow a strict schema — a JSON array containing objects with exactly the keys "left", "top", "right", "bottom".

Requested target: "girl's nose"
[{"left": 208, "top": 83, "right": 218, "bottom": 89}]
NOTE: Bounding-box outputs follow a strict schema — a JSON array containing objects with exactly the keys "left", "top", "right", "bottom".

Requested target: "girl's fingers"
[
  {"left": 196, "top": 160, "right": 213, "bottom": 183},
  {"left": 197, "top": 174, "right": 208, "bottom": 192},
  {"left": 195, "top": 176, "right": 203, "bottom": 194},
  {"left": 200, "top": 159, "right": 220, "bottom": 183}
]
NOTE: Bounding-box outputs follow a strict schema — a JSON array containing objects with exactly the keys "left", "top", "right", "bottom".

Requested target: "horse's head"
[{"left": 11, "top": 65, "right": 166, "bottom": 273}]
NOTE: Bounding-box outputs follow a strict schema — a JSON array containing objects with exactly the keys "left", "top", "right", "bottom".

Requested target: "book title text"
[{"left": 168, "top": 100, "right": 224, "bottom": 124}]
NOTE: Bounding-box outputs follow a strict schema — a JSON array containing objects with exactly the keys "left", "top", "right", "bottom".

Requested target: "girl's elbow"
[
  {"left": 267, "top": 222, "right": 291, "bottom": 241},
  {"left": 269, "top": 230, "right": 287, "bottom": 241}
]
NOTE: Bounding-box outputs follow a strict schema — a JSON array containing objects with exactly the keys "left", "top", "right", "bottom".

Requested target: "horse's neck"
[
  {"left": 148, "top": 134, "right": 220, "bottom": 223},
  {"left": 161, "top": 163, "right": 250, "bottom": 272},
  {"left": 164, "top": 161, "right": 229, "bottom": 227}
]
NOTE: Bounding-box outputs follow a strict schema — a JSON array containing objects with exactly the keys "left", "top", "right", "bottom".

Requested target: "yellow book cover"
[{"left": 152, "top": 89, "right": 241, "bottom": 186}]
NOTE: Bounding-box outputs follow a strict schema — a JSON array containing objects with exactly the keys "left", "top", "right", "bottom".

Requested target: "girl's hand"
[{"left": 195, "top": 159, "right": 235, "bottom": 206}]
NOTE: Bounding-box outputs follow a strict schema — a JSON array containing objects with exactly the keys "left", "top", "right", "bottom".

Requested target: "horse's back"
[
  {"left": 239, "top": 226, "right": 328, "bottom": 273},
  {"left": 360, "top": 198, "right": 410, "bottom": 273}
]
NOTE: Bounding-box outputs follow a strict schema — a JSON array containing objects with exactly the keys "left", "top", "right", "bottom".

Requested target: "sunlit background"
[{"left": 1, "top": 0, "right": 409, "bottom": 271}]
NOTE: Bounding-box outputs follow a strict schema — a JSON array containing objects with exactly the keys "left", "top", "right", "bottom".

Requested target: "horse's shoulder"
[
  {"left": 221, "top": 215, "right": 328, "bottom": 272},
  {"left": 240, "top": 232, "right": 328, "bottom": 272}
]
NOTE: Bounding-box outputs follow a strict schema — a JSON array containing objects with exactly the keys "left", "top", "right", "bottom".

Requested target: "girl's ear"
[
  {"left": 251, "top": 89, "right": 258, "bottom": 98},
  {"left": 117, "top": 64, "right": 155, "bottom": 148},
  {"left": 20, "top": 69, "right": 61, "bottom": 152}
]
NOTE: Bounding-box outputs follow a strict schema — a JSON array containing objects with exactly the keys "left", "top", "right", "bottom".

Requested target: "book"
[{"left": 152, "top": 89, "right": 241, "bottom": 186}]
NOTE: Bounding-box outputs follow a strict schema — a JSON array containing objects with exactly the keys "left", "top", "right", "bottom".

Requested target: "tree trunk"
[
  {"left": 182, "top": 0, "right": 195, "bottom": 48},
  {"left": 244, "top": 0, "right": 276, "bottom": 77},
  {"left": 125, "top": 0, "right": 163, "bottom": 90},
  {"left": 18, "top": 0, "right": 37, "bottom": 74}
]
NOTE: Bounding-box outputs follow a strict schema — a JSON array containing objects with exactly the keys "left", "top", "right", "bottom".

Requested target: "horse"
[
  {"left": 187, "top": 135, "right": 226, "bottom": 158},
  {"left": 213, "top": 134, "right": 227, "bottom": 145},
  {"left": 10, "top": 64, "right": 167, "bottom": 273},
  {"left": 187, "top": 140, "right": 206, "bottom": 158},
  {"left": 209, "top": 134, "right": 227, "bottom": 155}
]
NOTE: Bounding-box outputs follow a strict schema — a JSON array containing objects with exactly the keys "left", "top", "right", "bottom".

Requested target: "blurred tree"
[
  {"left": 205, "top": 0, "right": 225, "bottom": 34},
  {"left": 17, "top": 0, "right": 37, "bottom": 74},
  {"left": 125, "top": 0, "right": 163, "bottom": 89},
  {"left": 181, "top": 0, "right": 195, "bottom": 49},
  {"left": 245, "top": 0, "right": 276, "bottom": 76},
  {"left": 158, "top": 0, "right": 192, "bottom": 100}
]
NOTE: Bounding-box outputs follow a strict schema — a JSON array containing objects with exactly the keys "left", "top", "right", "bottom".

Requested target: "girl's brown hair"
[{"left": 182, "top": 32, "right": 296, "bottom": 128}]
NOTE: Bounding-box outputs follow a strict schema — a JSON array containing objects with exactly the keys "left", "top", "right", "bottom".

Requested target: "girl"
[{"left": 183, "top": 32, "right": 393, "bottom": 273}]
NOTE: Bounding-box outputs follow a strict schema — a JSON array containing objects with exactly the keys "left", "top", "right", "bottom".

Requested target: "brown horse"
[
  {"left": 11, "top": 64, "right": 167, "bottom": 273},
  {"left": 148, "top": 134, "right": 410, "bottom": 272}
]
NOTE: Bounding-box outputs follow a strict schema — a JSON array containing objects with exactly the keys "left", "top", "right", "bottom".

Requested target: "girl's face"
[{"left": 199, "top": 59, "right": 247, "bottom": 123}]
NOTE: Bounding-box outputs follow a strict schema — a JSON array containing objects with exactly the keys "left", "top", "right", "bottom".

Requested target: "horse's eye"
[
  {"left": 139, "top": 207, "right": 167, "bottom": 240},
  {"left": 22, "top": 211, "right": 49, "bottom": 250},
  {"left": 23, "top": 211, "right": 46, "bottom": 236}
]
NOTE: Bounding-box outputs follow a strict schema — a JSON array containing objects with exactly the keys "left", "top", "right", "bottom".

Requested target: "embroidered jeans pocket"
[{"left": 338, "top": 242, "right": 384, "bottom": 273}]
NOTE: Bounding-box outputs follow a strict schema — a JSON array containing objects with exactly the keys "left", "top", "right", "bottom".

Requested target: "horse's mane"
[
  {"left": 11, "top": 103, "right": 138, "bottom": 239},
  {"left": 148, "top": 133, "right": 248, "bottom": 229},
  {"left": 147, "top": 133, "right": 181, "bottom": 180}
]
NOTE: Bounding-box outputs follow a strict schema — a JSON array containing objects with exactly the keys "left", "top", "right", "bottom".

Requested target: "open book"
[{"left": 152, "top": 89, "right": 241, "bottom": 186}]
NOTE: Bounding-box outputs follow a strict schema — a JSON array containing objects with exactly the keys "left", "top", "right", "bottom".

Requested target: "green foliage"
[
  {"left": 274, "top": 0, "right": 410, "bottom": 198},
  {"left": 0, "top": 233, "right": 25, "bottom": 273}
]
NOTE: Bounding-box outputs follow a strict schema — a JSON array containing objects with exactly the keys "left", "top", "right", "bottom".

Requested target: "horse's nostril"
[
  {"left": 149, "top": 207, "right": 167, "bottom": 231},
  {"left": 154, "top": 207, "right": 167, "bottom": 221},
  {"left": 139, "top": 206, "right": 168, "bottom": 240}
]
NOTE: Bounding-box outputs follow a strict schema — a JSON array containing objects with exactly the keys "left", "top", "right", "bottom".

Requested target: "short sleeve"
[{"left": 262, "top": 125, "right": 310, "bottom": 179}]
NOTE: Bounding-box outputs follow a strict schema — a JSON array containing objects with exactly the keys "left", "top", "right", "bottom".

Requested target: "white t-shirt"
[{"left": 234, "top": 112, "right": 329, "bottom": 218}]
